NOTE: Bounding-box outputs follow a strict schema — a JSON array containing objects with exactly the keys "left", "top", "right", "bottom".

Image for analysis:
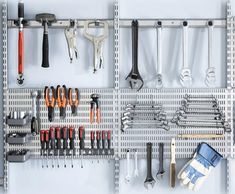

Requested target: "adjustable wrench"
[
  {"left": 126, "top": 20, "right": 144, "bottom": 91},
  {"left": 65, "top": 19, "right": 78, "bottom": 63}
]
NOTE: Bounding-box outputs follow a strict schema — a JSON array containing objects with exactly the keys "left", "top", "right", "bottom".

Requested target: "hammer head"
[{"left": 36, "top": 13, "right": 56, "bottom": 23}]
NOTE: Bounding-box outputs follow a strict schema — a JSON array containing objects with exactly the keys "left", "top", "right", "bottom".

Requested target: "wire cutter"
[
  {"left": 90, "top": 94, "right": 101, "bottom": 124},
  {"left": 56, "top": 85, "right": 67, "bottom": 119},
  {"left": 44, "top": 86, "right": 56, "bottom": 122},
  {"left": 68, "top": 88, "right": 79, "bottom": 116}
]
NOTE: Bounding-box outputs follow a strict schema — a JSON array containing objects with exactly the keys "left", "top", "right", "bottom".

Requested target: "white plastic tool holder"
[{"left": 2, "top": 0, "right": 235, "bottom": 192}]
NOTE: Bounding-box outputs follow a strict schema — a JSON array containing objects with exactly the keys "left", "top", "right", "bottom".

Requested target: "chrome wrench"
[{"left": 180, "top": 21, "right": 192, "bottom": 87}]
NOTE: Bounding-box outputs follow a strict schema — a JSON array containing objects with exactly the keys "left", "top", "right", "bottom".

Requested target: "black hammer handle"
[{"left": 42, "top": 22, "right": 49, "bottom": 68}]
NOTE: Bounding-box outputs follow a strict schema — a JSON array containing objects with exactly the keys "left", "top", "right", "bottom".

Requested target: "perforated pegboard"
[
  {"left": 118, "top": 88, "right": 232, "bottom": 159},
  {"left": 6, "top": 88, "right": 117, "bottom": 159}
]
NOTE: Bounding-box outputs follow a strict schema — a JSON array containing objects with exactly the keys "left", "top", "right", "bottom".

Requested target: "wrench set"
[{"left": 121, "top": 102, "right": 169, "bottom": 132}]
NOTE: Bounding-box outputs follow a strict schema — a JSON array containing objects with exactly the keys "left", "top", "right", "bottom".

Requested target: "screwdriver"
[
  {"left": 40, "top": 130, "right": 45, "bottom": 168},
  {"left": 107, "top": 130, "right": 111, "bottom": 162},
  {"left": 102, "top": 131, "right": 106, "bottom": 150},
  {"left": 49, "top": 127, "right": 55, "bottom": 168},
  {"left": 62, "top": 127, "right": 68, "bottom": 168},
  {"left": 69, "top": 127, "right": 75, "bottom": 168},
  {"left": 79, "top": 126, "right": 85, "bottom": 168},
  {"left": 55, "top": 127, "right": 61, "bottom": 168},
  {"left": 44, "top": 130, "right": 50, "bottom": 168},
  {"left": 96, "top": 130, "right": 101, "bottom": 162}
]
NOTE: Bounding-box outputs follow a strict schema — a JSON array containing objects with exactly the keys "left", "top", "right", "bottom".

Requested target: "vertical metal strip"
[
  {"left": 114, "top": 0, "right": 120, "bottom": 193},
  {"left": 2, "top": 1, "right": 8, "bottom": 190}
]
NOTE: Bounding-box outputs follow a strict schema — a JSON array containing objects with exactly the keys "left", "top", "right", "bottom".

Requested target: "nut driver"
[{"left": 126, "top": 20, "right": 144, "bottom": 91}]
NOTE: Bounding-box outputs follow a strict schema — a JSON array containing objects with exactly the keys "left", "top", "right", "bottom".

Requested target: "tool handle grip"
[
  {"left": 18, "top": 31, "right": 24, "bottom": 74},
  {"left": 158, "top": 143, "right": 164, "bottom": 172},
  {"left": 42, "top": 30, "right": 49, "bottom": 68},
  {"left": 146, "top": 142, "right": 153, "bottom": 177}
]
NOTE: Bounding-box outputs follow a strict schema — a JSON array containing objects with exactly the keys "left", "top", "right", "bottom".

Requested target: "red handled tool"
[
  {"left": 49, "top": 127, "right": 55, "bottom": 168},
  {"left": 69, "top": 127, "right": 75, "bottom": 168},
  {"left": 55, "top": 127, "right": 61, "bottom": 168},
  {"left": 40, "top": 130, "right": 45, "bottom": 168},
  {"left": 62, "top": 127, "right": 68, "bottom": 168},
  {"left": 17, "top": 0, "right": 24, "bottom": 85},
  {"left": 79, "top": 126, "right": 85, "bottom": 168},
  {"left": 44, "top": 130, "right": 50, "bottom": 168}
]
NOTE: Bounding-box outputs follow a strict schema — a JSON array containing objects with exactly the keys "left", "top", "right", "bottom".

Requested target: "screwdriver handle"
[
  {"left": 69, "top": 127, "right": 75, "bottom": 149},
  {"left": 102, "top": 131, "right": 106, "bottom": 149},
  {"left": 40, "top": 130, "right": 45, "bottom": 149},
  {"left": 55, "top": 127, "right": 61, "bottom": 149},
  {"left": 107, "top": 130, "right": 111, "bottom": 149},
  {"left": 96, "top": 131, "right": 101, "bottom": 149},
  {"left": 90, "top": 131, "right": 95, "bottom": 149},
  {"left": 62, "top": 127, "right": 68, "bottom": 149},
  {"left": 45, "top": 130, "right": 50, "bottom": 149},
  {"left": 79, "top": 126, "right": 85, "bottom": 149},
  {"left": 49, "top": 127, "right": 55, "bottom": 149}
]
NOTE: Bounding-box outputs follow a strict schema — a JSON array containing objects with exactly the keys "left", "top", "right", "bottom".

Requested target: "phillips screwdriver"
[
  {"left": 62, "top": 127, "right": 68, "bottom": 168},
  {"left": 69, "top": 127, "right": 75, "bottom": 168},
  {"left": 79, "top": 126, "right": 85, "bottom": 168},
  {"left": 90, "top": 130, "right": 95, "bottom": 163},
  {"left": 44, "top": 130, "right": 50, "bottom": 168},
  {"left": 49, "top": 127, "right": 55, "bottom": 168},
  {"left": 40, "top": 130, "right": 45, "bottom": 168},
  {"left": 55, "top": 127, "right": 61, "bottom": 168},
  {"left": 102, "top": 131, "right": 106, "bottom": 150}
]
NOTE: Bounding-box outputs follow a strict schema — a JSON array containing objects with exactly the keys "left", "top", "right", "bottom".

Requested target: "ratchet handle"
[
  {"left": 42, "top": 24, "right": 49, "bottom": 68},
  {"left": 18, "top": 31, "right": 24, "bottom": 74}
]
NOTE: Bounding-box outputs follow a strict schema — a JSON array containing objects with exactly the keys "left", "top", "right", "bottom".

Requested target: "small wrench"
[
  {"left": 134, "top": 149, "right": 139, "bottom": 177},
  {"left": 31, "top": 91, "right": 40, "bottom": 135},
  {"left": 126, "top": 20, "right": 144, "bottom": 91},
  {"left": 125, "top": 149, "right": 131, "bottom": 183},
  {"left": 65, "top": 19, "right": 78, "bottom": 63},
  {"left": 83, "top": 20, "right": 109, "bottom": 73}
]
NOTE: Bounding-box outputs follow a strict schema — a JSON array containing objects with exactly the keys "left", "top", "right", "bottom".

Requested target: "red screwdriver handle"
[{"left": 40, "top": 130, "right": 45, "bottom": 142}]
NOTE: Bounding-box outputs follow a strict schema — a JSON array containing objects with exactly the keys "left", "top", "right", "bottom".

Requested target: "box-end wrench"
[
  {"left": 126, "top": 20, "right": 144, "bottom": 91},
  {"left": 180, "top": 21, "right": 192, "bottom": 87},
  {"left": 205, "top": 21, "right": 216, "bottom": 87}
]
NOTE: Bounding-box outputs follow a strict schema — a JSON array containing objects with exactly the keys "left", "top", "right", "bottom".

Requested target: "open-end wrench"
[
  {"left": 125, "top": 149, "right": 131, "bottom": 183},
  {"left": 205, "top": 21, "right": 216, "bottom": 87},
  {"left": 134, "top": 149, "right": 139, "bottom": 177},
  {"left": 126, "top": 20, "right": 144, "bottom": 91},
  {"left": 180, "top": 21, "right": 192, "bottom": 87},
  {"left": 31, "top": 91, "right": 40, "bottom": 135}
]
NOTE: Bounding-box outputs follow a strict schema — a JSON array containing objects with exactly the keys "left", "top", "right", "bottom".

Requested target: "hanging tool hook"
[{"left": 65, "top": 19, "right": 78, "bottom": 63}]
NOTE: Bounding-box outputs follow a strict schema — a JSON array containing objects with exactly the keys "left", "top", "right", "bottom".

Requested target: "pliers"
[
  {"left": 56, "top": 85, "right": 67, "bottom": 119},
  {"left": 44, "top": 86, "right": 56, "bottom": 122},
  {"left": 90, "top": 94, "right": 101, "bottom": 124},
  {"left": 68, "top": 88, "right": 79, "bottom": 116}
]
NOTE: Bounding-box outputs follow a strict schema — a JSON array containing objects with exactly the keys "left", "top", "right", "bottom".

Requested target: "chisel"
[
  {"left": 170, "top": 138, "right": 176, "bottom": 188},
  {"left": 17, "top": 0, "right": 24, "bottom": 85}
]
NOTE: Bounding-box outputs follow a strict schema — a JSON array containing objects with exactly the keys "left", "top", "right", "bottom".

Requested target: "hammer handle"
[{"left": 42, "top": 23, "right": 49, "bottom": 68}]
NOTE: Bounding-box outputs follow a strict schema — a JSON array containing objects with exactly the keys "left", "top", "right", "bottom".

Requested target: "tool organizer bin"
[{"left": 2, "top": 0, "right": 235, "bottom": 193}]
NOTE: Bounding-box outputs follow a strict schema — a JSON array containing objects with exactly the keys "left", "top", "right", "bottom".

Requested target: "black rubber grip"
[
  {"left": 18, "top": 2, "right": 24, "bottom": 18},
  {"left": 42, "top": 33, "right": 49, "bottom": 68},
  {"left": 146, "top": 142, "right": 152, "bottom": 177}
]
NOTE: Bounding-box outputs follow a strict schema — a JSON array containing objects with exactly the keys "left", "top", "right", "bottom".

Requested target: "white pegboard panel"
[
  {"left": 119, "top": 88, "right": 232, "bottom": 159},
  {"left": 6, "top": 88, "right": 117, "bottom": 159}
]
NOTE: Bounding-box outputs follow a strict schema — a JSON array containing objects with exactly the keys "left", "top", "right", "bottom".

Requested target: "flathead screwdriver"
[
  {"left": 69, "top": 127, "right": 75, "bottom": 168},
  {"left": 40, "top": 130, "right": 45, "bottom": 168},
  {"left": 79, "top": 126, "right": 85, "bottom": 168},
  {"left": 102, "top": 130, "right": 106, "bottom": 150},
  {"left": 55, "top": 127, "right": 61, "bottom": 168},
  {"left": 107, "top": 130, "right": 111, "bottom": 149},
  {"left": 62, "top": 127, "right": 68, "bottom": 168},
  {"left": 44, "top": 130, "right": 50, "bottom": 168},
  {"left": 49, "top": 127, "right": 55, "bottom": 168}
]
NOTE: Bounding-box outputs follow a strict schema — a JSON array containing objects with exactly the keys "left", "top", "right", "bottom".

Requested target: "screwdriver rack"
[{"left": 2, "top": 0, "right": 235, "bottom": 193}]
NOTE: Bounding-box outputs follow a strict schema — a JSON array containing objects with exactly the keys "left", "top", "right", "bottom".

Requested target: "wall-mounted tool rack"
[{"left": 2, "top": 0, "right": 235, "bottom": 193}]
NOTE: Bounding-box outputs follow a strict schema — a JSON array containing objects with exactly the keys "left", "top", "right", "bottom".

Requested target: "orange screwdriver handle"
[{"left": 18, "top": 31, "right": 24, "bottom": 75}]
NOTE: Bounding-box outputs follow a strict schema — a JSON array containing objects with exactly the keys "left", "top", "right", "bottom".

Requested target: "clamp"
[
  {"left": 44, "top": 86, "right": 56, "bottom": 122},
  {"left": 56, "top": 85, "right": 67, "bottom": 119},
  {"left": 68, "top": 88, "right": 79, "bottom": 116}
]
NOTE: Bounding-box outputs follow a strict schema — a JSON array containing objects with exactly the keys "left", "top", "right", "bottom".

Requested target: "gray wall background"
[{"left": 0, "top": 0, "right": 235, "bottom": 194}]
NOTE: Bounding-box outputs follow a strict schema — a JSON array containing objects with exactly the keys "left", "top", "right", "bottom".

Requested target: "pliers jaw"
[
  {"left": 56, "top": 85, "right": 67, "bottom": 119},
  {"left": 68, "top": 88, "right": 79, "bottom": 116},
  {"left": 44, "top": 86, "right": 56, "bottom": 122}
]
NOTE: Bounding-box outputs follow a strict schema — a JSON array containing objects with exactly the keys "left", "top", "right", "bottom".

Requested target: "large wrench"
[
  {"left": 205, "top": 21, "right": 216, "bottom": 87},
  {"left": 31, "top": 91, "right": 40, "bottom": 135},
  {"left": 126, "top": 20, "right": 144, "bottom": 91},
  {"left": 180, "top": 21, "right": 192, "bottom": 87}
]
